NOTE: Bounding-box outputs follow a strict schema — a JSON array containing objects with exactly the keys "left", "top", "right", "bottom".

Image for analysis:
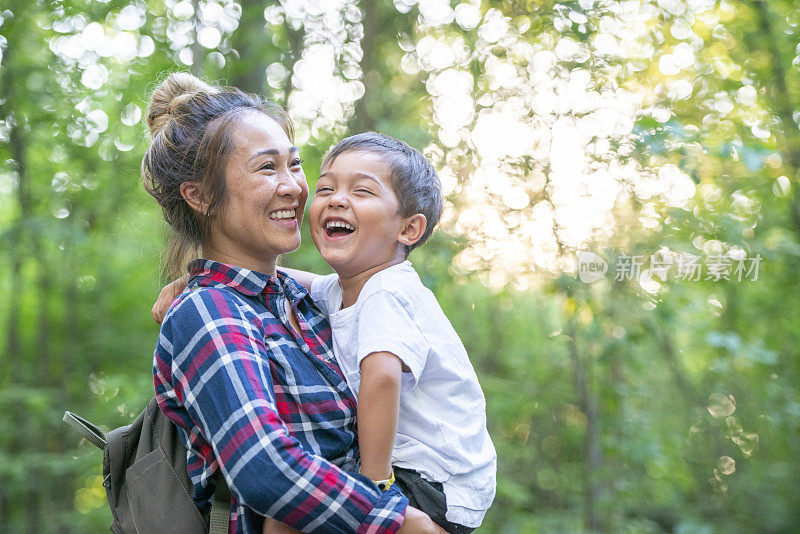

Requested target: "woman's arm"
[
  {"left": 262, "top": 507, "right": 446, "bottom": 534},
  {"left": 156, "top": 288, "right": 408, "bottom": 533}
]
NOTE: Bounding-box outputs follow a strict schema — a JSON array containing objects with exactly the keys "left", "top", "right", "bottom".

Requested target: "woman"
[{"left": 142, "top": 72, "right": 442, "bottom": 533}]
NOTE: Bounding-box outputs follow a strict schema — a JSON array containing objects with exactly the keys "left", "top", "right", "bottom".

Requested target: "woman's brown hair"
[{"left": 141, "top": 72, "right": 293, "bottom": 279}]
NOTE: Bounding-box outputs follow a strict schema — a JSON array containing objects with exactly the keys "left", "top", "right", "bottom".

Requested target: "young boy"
[
  {"left": 288, "top": 133, "right": 495, "bottom": 533},
  {"left": 154, "top": 133, "right": 496, "bottom": 533}
]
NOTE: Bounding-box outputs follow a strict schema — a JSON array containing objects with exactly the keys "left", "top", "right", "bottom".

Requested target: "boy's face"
[{"left": 308, "top": 150, "right": 410, "bottom": 279}]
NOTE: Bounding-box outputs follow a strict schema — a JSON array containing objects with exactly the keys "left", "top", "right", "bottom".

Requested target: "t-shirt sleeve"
[
  {"left": 356, "top": 289, "right": 429, "bottom": 391},
  {"left": 309, "top": 272, "right": 340, "bottom": 317}
]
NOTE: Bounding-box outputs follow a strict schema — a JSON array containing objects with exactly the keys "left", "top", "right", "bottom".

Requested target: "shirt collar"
[
  {"left": 188, "top": 259, "right": 276, "bottom": 296},
  {"left": 187, "top": 259, "right": 309, "bottom": 300}
]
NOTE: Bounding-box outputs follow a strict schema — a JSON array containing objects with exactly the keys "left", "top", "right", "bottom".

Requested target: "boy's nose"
[{"left": 328, "top": 191, "right": 349, "bottom": 208}]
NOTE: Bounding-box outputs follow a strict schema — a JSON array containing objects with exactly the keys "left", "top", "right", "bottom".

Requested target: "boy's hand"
[
  {"left": 276, "top": 266, "right": 318, "bottom": 291},
  {"left": 151, "top": 273, "right": 190, "bottom": 324},
  {"left": 397, "top": 506, "right": 448, "bottom": 534}
]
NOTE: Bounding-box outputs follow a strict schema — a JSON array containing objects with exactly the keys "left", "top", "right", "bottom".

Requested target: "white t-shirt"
[{"left": 310, "top": 261, "right": 497, "bottom": 527}]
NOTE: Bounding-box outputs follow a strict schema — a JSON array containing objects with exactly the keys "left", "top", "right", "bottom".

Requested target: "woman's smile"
[{"left": 268, "top": 208, "right": 298, "bottom": 221}]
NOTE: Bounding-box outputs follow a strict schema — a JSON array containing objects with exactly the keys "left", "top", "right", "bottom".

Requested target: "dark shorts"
[{"left": 393, "top": 467, "right": 476, "bottom": 534}]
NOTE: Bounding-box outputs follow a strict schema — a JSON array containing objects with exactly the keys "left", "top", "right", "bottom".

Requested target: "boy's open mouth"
[{"left": 324, "top": 219, "right": 356, "bottom": 238}]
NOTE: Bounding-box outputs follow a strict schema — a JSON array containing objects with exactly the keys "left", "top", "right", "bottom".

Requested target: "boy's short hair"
[{"left": 322, "top": 132, "right": 443, "bottom": 254}]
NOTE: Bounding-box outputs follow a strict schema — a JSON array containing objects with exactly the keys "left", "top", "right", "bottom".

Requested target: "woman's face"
[{"left": 207, "top": 111, "right": 308, "bottom": 273}]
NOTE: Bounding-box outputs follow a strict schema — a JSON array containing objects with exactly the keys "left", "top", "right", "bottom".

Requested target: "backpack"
[{"left": 64, "top": 396, "right": 230, "bottom": 534}]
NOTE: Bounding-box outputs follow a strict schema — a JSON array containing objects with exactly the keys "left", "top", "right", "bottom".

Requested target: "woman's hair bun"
[{"left": 147, "top": 72, "right": 215, "bottom": 137}]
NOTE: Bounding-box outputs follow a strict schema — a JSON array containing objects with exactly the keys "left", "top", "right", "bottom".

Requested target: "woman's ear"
[
  {"left": 179, "top": 182, "right": 209, "bottom": 215},
  {"left": 397, "top": 214, "right": 427, "bottom": 247}
]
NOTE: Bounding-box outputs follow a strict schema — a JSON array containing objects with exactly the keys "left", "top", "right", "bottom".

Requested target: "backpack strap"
[
  {"left": 209, "top": 472, "right": 231, "bottom": 534},
  {"left": 63, "top": 410, "right": 107, "bottom": 450}
]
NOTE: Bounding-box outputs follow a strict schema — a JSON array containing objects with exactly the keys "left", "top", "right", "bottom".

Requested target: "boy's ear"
[
  {"left": 397, "top": 213, "right": 427, "bottom": 247},
  {"left": 179, "top": 181, "right": 210, "bottom": 215}
]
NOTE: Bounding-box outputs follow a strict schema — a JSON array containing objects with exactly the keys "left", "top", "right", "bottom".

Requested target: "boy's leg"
[
  {"left": 393, "top": 467, "right": 476, "bottom": 534},
  {"left": 262, "top": 517, "right": 302, "bottom": 534}
]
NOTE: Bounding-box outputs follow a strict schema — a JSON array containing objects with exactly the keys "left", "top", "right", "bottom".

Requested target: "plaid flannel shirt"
[{"left": 154, "top": 260, "right": 408, "bottom": 533}]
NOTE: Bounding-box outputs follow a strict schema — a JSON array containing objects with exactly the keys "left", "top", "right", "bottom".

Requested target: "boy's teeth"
[
  {"left": 269, "top": 209, "right": 295, "bottom": 220},
  {"left": 326, "top": 221, "right": 355, "bottom": 231}
]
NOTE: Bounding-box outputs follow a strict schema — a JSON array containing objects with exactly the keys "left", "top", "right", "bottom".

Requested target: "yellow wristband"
[{"left": 366, "top": 469, "right": 395, "bottom": 491}]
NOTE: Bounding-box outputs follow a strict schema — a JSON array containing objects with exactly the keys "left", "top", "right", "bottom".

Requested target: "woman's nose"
[{"left": 277, "top": 171, "right": 303, "bottom": 197}]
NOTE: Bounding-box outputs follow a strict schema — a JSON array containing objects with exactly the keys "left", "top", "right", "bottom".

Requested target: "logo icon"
[{"left": 577, "top": 252, "right": 608, "bottom": 283}]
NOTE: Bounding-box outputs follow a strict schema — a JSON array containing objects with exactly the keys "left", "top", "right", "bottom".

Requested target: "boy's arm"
[
  {"left": 152, "top": 273, "right": 190, "bottom": 324},
  {"left": 358, "top": 351, "right": 403, "bottom": 482},
  {"left": 277, "top": 266, "right": 318, "bottom": 291}
]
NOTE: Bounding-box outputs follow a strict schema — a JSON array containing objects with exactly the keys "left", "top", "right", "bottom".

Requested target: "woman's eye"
[
  {"left": 260, "top": 162, "right": 275, "bottom": 171},
  {"left": 291, "top": 158, "right": 303, "bottom": 167}
]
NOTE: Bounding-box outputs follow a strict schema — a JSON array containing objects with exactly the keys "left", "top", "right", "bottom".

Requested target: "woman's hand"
[
  {"left": 262, "top": 516, "right": 302, "bottom": 534},
  {"left": 397, "top": 506, "right": 448, "bottom": 534},
  {"left": 151, "top": 273, "right": 190, "bottom": 324},
  {"left": 261, "top": 508, "right": 442, "bottom": 534}
]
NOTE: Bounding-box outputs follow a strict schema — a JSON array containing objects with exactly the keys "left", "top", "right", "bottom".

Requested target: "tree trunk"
[
  {"left": 2, "top": 255, "right": 22, "bottom": 384},
  {"left": 226, "top": 0, "right": 302, "bottom": 106},
  {"left": 279, "top": 20, "right": 304, "bottom": 108},
  {"left": 36, "top": 242, "right": 51, "bottom": 386},
  {"left": 749, "top": 0, "right": 800, "bottom": 239},
  {"left": 191, "top": 0, "right": 204, "bottom": 76},
  {"left": 565, "top": 319, "right": 603, "bottom": 532},
  {"left": 63, "top": 273, "right": 80, "bottom": 391},
  {"left": 0, "top": 8, "right": 30, "bottom": 385},
  {"left": 348, "top": 0, "right": 378, "bottom": 132},
  {"left": 227, "top": 0, "right": 268, "bottom": 93},
  {"left": 649, "top": 318, "right": 700, "bottom": 408}
]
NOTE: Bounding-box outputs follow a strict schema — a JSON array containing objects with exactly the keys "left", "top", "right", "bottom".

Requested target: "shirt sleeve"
[
  {"left": 356, "top": 290, "right": 429, "bottom": 391},
  {"left": 158, "top": 287, "right": 407, "bottom": 533},
  {"left": 309, "top": 273, "right": 340, "bottom": 316}
]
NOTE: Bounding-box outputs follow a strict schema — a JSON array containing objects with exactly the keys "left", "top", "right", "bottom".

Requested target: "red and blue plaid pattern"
[{"left": 154, "top": 260, "right": 407, "bottom": 533}]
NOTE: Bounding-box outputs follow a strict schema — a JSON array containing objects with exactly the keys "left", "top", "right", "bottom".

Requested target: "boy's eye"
[
  {"left": 315, "top": 185, "right": 333, "bottom": 193},
  {"left": 356, "top": 188, "right": 373, "bottom": 194}
]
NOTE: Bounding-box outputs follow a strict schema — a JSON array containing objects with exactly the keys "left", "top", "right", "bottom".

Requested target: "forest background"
[{"left": 1, "top": 0, "right": 798, "bottom": 532}]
